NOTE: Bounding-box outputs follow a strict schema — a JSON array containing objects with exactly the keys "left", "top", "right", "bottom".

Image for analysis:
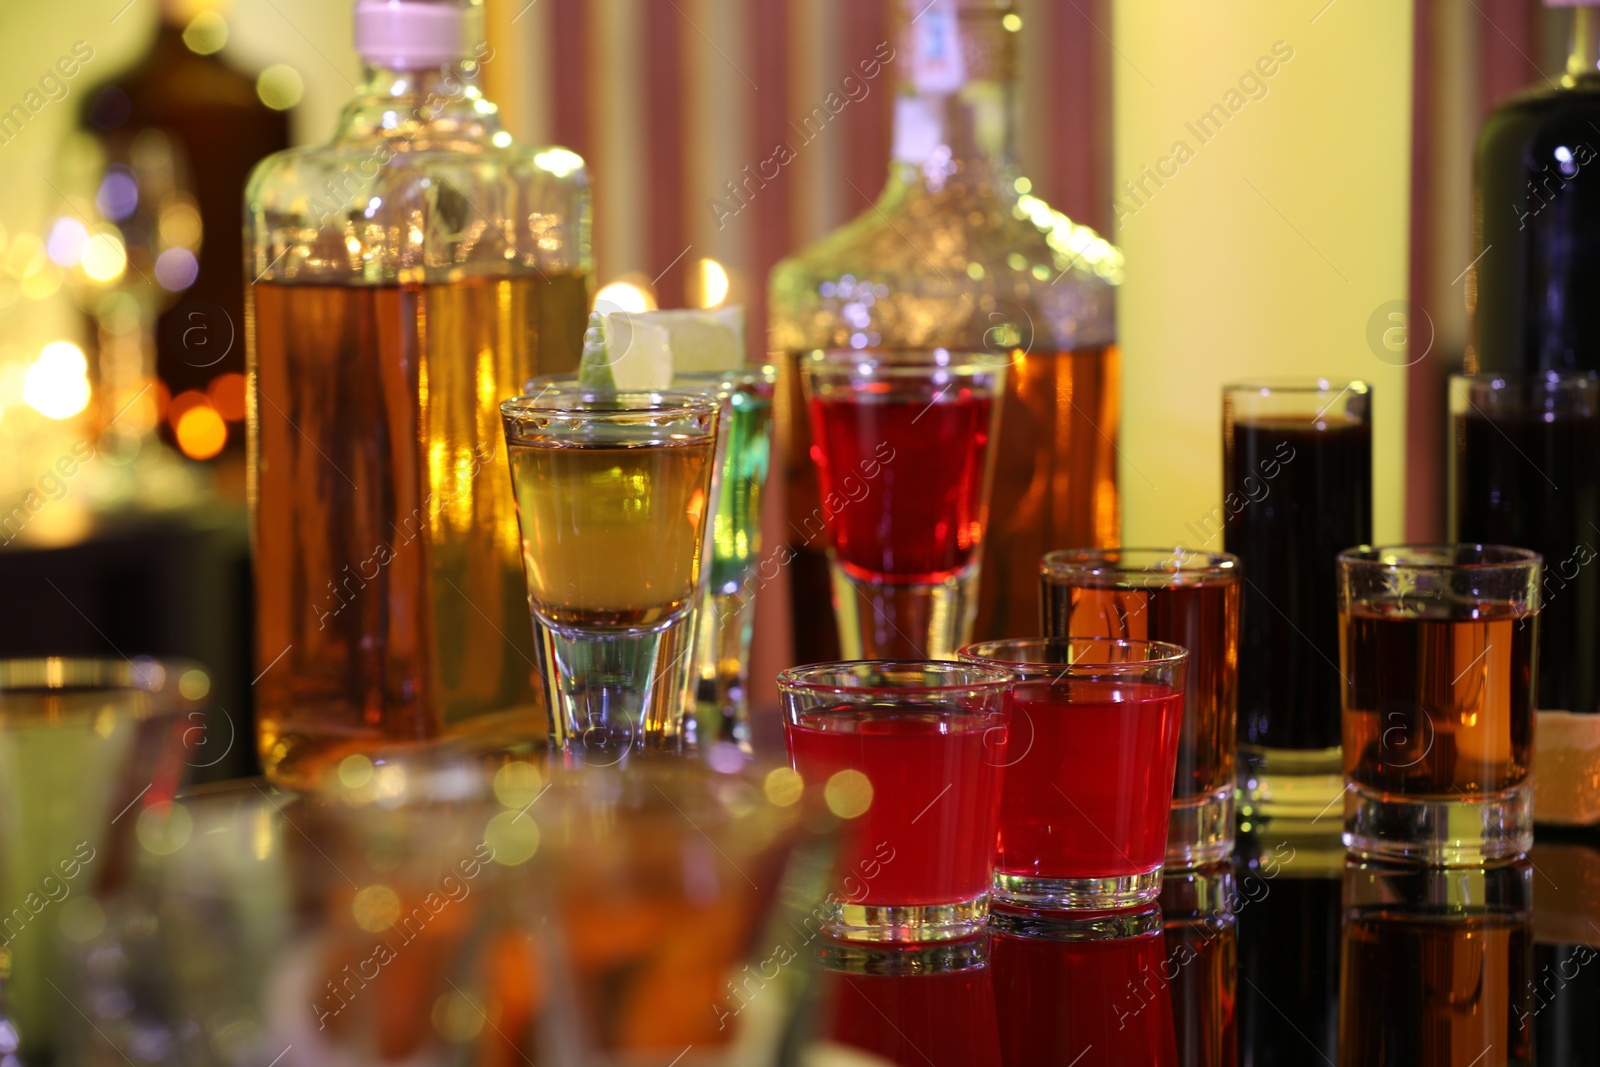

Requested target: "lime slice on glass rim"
[{"left": 576, "top": 307, "right": 746, "bottom": 392}]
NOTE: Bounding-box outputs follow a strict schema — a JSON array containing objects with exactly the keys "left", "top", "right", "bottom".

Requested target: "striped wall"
[{"left": 482, "top": 0, "right": 1112, "bottom": 354}]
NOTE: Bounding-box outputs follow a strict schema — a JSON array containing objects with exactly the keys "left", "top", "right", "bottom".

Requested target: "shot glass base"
[
  {"left": 1342, "top": 783, "right": 1532, "bottom": 866},
  {"left": 819, "top": 896, "right": 989, "bottom": 942},
  {"left": 1236, "top": 744, "right": 1345, "bottom": 831},
  {"left": 993, "top": 867, "right": 1163, "bottom": 911},
  {"left": 1166, "top": 787, "right": 1235, "bottom": 869},
  {"left": 829, "top": 562, "right": 980, "bottom": 660}
]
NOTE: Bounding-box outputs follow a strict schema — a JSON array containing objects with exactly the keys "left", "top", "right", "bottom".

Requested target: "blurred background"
[{"left": 0, "top": 0, "right": 1569, "bottom": 777}]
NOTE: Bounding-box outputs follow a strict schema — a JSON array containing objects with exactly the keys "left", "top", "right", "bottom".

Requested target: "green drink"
[{"left": 692, "top": 367, "right": 777, "bottom": 752}]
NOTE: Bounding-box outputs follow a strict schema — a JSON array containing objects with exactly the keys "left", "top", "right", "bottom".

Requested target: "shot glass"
[
  {"left": 501, "top": 386, "right": 720, "bottom": 760},
  {"left": 1338, "top": 544, "right": 1540, "bottom": 864},
  {"left": 777, "top": 661, "right": 1013, "bottom": 941},
  {"left": 958, "top": 637, "right": 1188, "bottom": 910},
  {"left": 1041, "top": 548, "right": 1240, "bottom": 867},
  {"left": 800, "top": 349, "right": 1006, "bottom": 660},
  {"left": 1224, "top": 380, "right": 1372, "bottom": 826},
  {"left": 525, "top": 367, "right": 779, "bottom": 754},
  {"left": 0, "top": 657, "right": 205, "bottom": 1061}
]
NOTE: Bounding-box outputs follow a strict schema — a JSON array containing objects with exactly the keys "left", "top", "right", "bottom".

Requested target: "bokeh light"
[
  {"left": 175, "top": 403, "right": 227, "bottom": 459},
  {"left": 23, "top": 341, "right": 91, "bottom": 420},
  {"left": 697, "top": 257, "right": 730, "bottom": 308},
  {"left": 257, "top": 65, "right": 304, "bottom": 111},
  {"left": 95, "top": 168, "right": 139, "bottom": 221},
  {"left": 159, "top": 201, "right": 203, "bottom": 250},
  {"left": 824, "top": 769, "right": 874, "bottom": 819},
  {"left": 155, "top": 247, "right": 199, "bottom": 291},
  {"left": 80, "top": 232, "right": 128, "bottom": 284},
  {"left": 46, "top": 218, "right": 88, "bottom": 267},
  {"left": 593, "top": 279, "right": 656, "bottom": 315},
  {"left": 183, "top": 11, "right": 229, "bottom": 54},
  {"left": 207, "top": 372, "right": 247, "bottom": 421},
  {"left": 533, "top": 148, "right": 584, "bottom": 177}
]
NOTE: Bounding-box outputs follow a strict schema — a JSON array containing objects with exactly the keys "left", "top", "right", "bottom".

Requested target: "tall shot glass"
[
  {"left": 777, "top": 661, "right": 1013, "bottom": 942},
  {"left": 801, "top": 349, "right": 1005, "bottom": 660},
  {"left": 1338, "top": 545, "right": 1540, "bottom": 864},
  {"left": 959, "top": 638, "right": 1188, "bottom": 910},
  {"left": 1041, "top": 549, "right": 1240, "bottom": 868},
  {"left": 1225, "top": 380, "right": 1372, "bottom": 827},
  {"left": 501, "top": 387, "right": 720, "bottom": 760}
]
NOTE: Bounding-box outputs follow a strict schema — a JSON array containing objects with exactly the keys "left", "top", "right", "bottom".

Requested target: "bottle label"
[{"left": 910, "top": 0, "right": 967, "bottom": 94}]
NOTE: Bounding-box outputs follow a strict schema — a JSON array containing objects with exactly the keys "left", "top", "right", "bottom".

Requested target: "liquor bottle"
[
  {"left": 769, "top": 0, "right": 1122, "bottom": 660},
  {"left": 78, "top": 0, "right": 290, "bottom": 426},
  {"left": 245, "top": 0, "right": 592, "bottom": 788},
  {"left": 1472, "top": 0, "right": 1600, "bottom": 375}
]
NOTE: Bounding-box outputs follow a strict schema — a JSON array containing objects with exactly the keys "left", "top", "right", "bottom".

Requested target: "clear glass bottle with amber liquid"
[
  {"left": 245, "top": 0, "right": 592, "bottom": 788},
  {"left": 769, "top": 0, "right": 1122, "bottom": 661}
]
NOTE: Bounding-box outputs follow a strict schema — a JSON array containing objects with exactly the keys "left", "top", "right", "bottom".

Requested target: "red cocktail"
[
  {"left": 801, "top": 350, "right": 1005, "bottom": 659},
  {"left": 808, "top": 392, "right": 993, "bottom": 582},
  {"left": 778, "top": 661, "right": 1012, "bottom": 941},
  {"left": 959, "top": 637, "right": 1187, "bottom": 910}
]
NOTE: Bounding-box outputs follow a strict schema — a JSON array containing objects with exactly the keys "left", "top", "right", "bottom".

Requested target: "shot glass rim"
[
  {"left": 1449, "top": 369, "right": 1599, "bottom": 387},
  {"left": 1222, "top": 377, "right": 1372, "bottom": 396},
  {"left": 0, "top": 655, "right": 207, "bottom": 722},
  {"left": 776, "top": 659, "right": 1015, "bottom": 700},
  {"left": 1336, "top": 543, "right": 1543, "bottom": 573},
  {"left": 1449, "top": 370, "right": 1600, "bottom": 408},
  {"left": 956, "top": 636, "right": 1189, "bottom": 678},
  {"left": 522, "top": 365, "right": 777, "bottom": 398},
  {"left": 803, "top": 347, "right": 1012, "bottom": 376},
  {"left": 1040, "top": 547, "right": 1239, "bottom": 585},
  {"left": 500, "top": 385, "right": 722, "bottom": 420}
]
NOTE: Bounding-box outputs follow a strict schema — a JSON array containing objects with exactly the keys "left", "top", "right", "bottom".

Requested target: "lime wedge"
[
  {"left": 632, "top": 307, "right": 746, "bottom": 372},
  {"left": 576, "top": 311, "right": 674, "bottom": 392},
  {"left": 575, "top": 306, "right": 746, "bottom": 392},
  {"left": 576, "top": 312, "right": 615, "bottom": 391}
]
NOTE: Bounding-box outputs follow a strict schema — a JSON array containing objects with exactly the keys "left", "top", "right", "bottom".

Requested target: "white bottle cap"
[{"left": 354, "top": 0, "right": 483, "bottom": 68}]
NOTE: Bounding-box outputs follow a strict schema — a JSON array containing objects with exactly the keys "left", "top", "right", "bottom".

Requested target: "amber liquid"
[
  {"left": 506, "top": 438, "right": 714, "bottom": 630},
  {"left": 1341, "top": 603, "right": 1536, "bottom": 798},
  {"left": 1043, "top": 576, "right": 1238, "bottom": 799},
  {"left": 1340, "top": 912, "right": 1532, "bottom": 1066},
  {"left": 782, "top": 345, "right": 1119, "bottom": 661},
  {"left": 249, "top": 271, "right": 591, "bottom": 789}
]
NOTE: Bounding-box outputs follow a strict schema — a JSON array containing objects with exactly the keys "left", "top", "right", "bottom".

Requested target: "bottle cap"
[{"left": 354, "top": 0, "right": 484, "bottom": 68}]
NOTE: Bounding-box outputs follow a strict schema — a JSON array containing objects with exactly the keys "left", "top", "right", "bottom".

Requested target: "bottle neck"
[
  {"left": 335, "top": 56, "right": 505, "bottom": 147},
  {"left": 889, "top": 1, "right": 1018, "bottom": 186},
  {"left": 1567, "top": 7, "right": 1600, "bottom": 82}
]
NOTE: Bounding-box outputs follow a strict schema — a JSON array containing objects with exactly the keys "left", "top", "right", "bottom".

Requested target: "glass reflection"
[
  {"left": 816, "top": 938, "right": 1001, "bottom": 1067},
  {"left": 989, "top": 907, "right": 1178, "bottom": 1066},
  {"left": 1161, "top": 863, "right": 1238, "bottom": 1067},
  {"left": 1338, "top": 860, "right": 1534, "bottom": 1067},
  {"left": 1236, "top": 835, "right": 1341, "bottom": 1065}
]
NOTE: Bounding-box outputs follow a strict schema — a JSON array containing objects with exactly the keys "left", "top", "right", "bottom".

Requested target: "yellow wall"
[{"left": 1113, "top": 0, "right": 1413, "bottom": 548}]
